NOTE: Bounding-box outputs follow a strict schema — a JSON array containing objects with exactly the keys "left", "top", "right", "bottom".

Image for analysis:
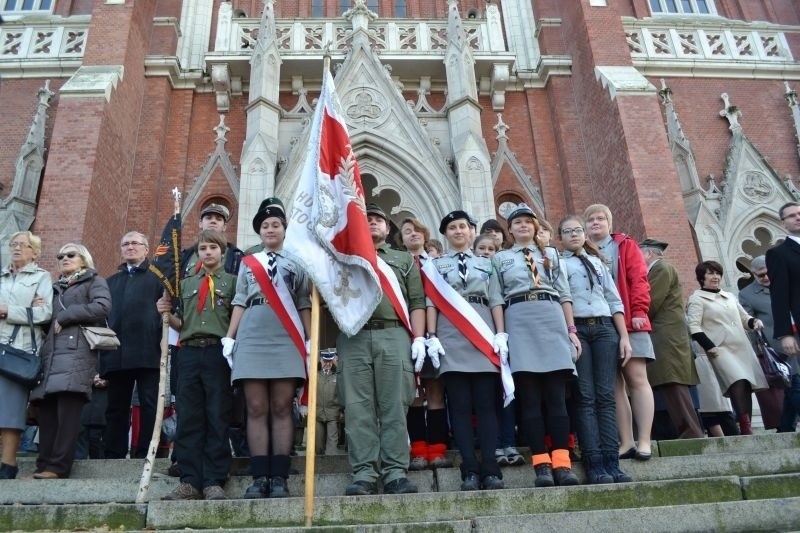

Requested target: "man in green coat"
[
  {"left": 337, "top": 204, "right": 427, "bottom": 496},
  {"left": 640, "top": 239, "right": 703, "bottom": 439}
]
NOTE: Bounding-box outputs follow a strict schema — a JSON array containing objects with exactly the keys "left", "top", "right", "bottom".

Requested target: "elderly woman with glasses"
[
  {"left": 29, "top": 243, "right": 111, "bottom": 479},
  {"left": 0, "top": 232, "right": 53, "bottom": 479}
]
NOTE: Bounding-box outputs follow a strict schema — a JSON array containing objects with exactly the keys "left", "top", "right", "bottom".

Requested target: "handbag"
[
  {"left": 755, "top": 330, "right": 791, "bottom": 388},
  {"left": 0, "top": 308, "right": 43, "bottom": 388},
  {"left": 81, "top": 325, "right": 120, "bottom": 350}
]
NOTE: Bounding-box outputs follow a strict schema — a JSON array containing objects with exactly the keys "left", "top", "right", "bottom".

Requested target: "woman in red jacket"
[{"left": 584, "top": 204, "right": 655, "bottom": 460}]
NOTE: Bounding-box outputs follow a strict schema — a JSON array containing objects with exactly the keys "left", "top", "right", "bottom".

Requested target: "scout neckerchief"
[
  {"left": 197, "top": 270, "right": 215, "bottom": 312},
  {"left": 523, "top": 247, "right": 540, "bottom": 287},
  {"left": 420, "top": 258, "right": 515, "bottom": 406}
]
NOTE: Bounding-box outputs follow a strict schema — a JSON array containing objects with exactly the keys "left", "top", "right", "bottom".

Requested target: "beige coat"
[
  {"left": 0, "top": 262, "right": 53, "bottom": 351},
  {"left": 686, "top": 289, "right": 768, "bottom": 395}
]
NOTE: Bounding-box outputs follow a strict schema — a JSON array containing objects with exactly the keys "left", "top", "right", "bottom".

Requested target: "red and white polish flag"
[{"left": 283, "top": 69, "right": 384, "bottom": 336}]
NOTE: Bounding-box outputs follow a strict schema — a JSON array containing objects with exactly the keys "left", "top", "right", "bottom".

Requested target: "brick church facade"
[{"left": 1, "top": 0, "right": 799, "bottom": 293}]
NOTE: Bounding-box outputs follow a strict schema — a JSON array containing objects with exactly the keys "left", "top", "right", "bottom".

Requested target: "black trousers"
[
  {"left": 174, "top": 344, "right": 233, "bottom": 490},
  {"left": 516, "top": 371, "right": 572, "bottom": 454},
  {"left": 104, "top": 367, "right": 159, "bottom": 458},
  {"left": 36, "top": 392, "right": 87, "bottom": 477},
  {"left": 441, "top": 371, "right": 501, "bottom": 480}
]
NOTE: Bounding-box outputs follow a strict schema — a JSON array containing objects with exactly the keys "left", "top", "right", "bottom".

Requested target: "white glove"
[
  {"left": 493, "top": 332, "right": 509, "bottom": 365},
  {"left": 298, "top": 405, "right": 308, "bottom": 417},
  {"left": 221, "top": 337, "right": 235, "bottom": 369},
  {"left": 305, "top": 339, "right": 311, "bottom": 355},
  {"left": 411, "top": 337, "right": 427, "bottom": 373},
  {"left": 425, "top": 336, "right": 445, "bottom": 369}
]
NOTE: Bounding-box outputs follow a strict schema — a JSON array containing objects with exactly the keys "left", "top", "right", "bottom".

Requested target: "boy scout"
[
  {"left": 157, "top": 230, "right": 237, "bottom": 501},
  {"left": 337, "top": 204, "right": 427, "bottom": 496}
]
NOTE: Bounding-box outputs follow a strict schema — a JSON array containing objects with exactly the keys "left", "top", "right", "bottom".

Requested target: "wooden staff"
[
  {"left": 136, "top": 190, "right": 181, "bottom": 503},
  {"left": 303, "top": 285, "right": 321, "bottom": 527}
]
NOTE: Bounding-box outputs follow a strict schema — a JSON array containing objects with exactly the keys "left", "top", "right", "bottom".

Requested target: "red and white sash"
[
  {"left": 242, "top": 252, "right": 307, "bottom": 359},
  {"left": 420, "top": 259, "right": 515, "bottom": 406},
  {"left": 376, "top": 257, "right": 411, "bottom": 334}
]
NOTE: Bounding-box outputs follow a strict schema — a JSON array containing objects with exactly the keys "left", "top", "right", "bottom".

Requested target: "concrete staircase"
[{"left": 2, "top": 433, "right": 799, "bottom": 531}]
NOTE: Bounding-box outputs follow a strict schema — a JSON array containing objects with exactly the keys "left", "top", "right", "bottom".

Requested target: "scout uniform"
[
  {"left": 495, "top": 203, "right": 578, "bottom": 487},
  {"left": 428, "top": 210, "right": 506, "bottom": 490},
  {"left": 171, "top": 265, "right": 236, "bottom": 496},
  {"left": 337, "top": 205, "right": 425, "bottom": 495}
]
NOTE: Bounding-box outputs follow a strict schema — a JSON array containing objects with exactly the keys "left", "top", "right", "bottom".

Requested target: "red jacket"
[{"left": 612, "top": 233, "right": 652, "bottom": 333}]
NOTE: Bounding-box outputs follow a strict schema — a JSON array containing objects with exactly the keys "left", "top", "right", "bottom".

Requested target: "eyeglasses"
[
  {"left": 560, "top": 228, "right": 585, "bottom": 236},
  {"left": 121, "top": 241, "right": 145, "bottom": 247},
  {"left": 9, "top": 242, "right": 32, "bottom": 249},
  {"left": 56, "top": 252, "right": 78, "bottom": 260}
]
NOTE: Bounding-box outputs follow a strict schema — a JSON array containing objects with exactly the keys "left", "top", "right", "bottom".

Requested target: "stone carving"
[
  {"left": 466, "top": 157, "right": 483, "bottom": 171},
  {"left": 719, "top": 93, "right": 742, "bottom": 132},
  {"left": 741, "top": 172, "right": 772, "bottom": 202}
]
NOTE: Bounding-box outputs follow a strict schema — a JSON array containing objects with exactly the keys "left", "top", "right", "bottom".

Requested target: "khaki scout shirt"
[
  {"left": 370, "top": 243, "right": 425, "bottom": 321},
  {"left": 177, "top": 266, "right": 237, "bottom": 342}
]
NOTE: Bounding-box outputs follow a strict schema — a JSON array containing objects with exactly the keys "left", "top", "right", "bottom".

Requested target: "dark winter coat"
[
  {"left": 100, "top": 260, "right": 164, "bottom": 375},
  {"left": 30, "top": 270, "right": 112, "bottom": 402}
]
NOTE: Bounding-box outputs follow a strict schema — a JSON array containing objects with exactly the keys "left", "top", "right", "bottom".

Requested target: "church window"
[
  {"left": 340, "top": 1, "right": 349, "bottom": 15},
  {"left": 3, "top": 0, "right": 52, "bottom": 11},
  {"left": 312, "top": 0, "right": 324, "bottom": 17},
  {"left": 395, "top": 0, "right": 406, "bottom": 17},
  {"left": 649, "top": 0, "right": 714, "bottom": 14},
  {"left": 367, "top": 0, "right": 378, "bottom": 11}
]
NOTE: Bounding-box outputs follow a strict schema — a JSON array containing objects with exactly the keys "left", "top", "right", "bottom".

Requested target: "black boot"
[
  {"left": 269, "top": 455, "right": 291, "bottom": 498},
  {"left": 0, "top": 463, "right": 18, "bottom": 479},
  {"left": 534, "top": 464, "right": 554, "bottom": 487},
  {"left": 603, "top": 452, "right": 632, "bottom": 483},
  {"left": 583, "top": 454, "right": 613, "bottom": 484}
]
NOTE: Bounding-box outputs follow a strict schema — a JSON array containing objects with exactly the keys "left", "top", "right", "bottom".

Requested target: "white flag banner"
[{"left": 283, "top": 70, "right": 382, "bottom": 336}]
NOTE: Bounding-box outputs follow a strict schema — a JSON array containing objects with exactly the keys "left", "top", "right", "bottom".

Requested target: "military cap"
[
  {"left": 252, "top": 197, "right": 287, "bottom": 233},
  {"left": 365, "top": 203, "right": 389, "bottom": 222},
  {"left": 439, "top": 210, "right": 474, "bottom": 235},
  {"left": 505, "top": 203, "right": 537, "bottom": 225},
  {"left": 639, "top": 238, "right": 669, "bottom": 252},
  {"left": 200, "top": 203, "right": 230, "bottom": 222}
]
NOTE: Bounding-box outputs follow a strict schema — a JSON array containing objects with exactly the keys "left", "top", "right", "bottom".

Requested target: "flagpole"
[
  {"left": 136, "top": 189, "right": 181, "bottom": 504},
  {"left": 303, "top": 284, "right": 321, "bottom": 527},
  {"left": 303, "top": 51, "right": 332, "bottom": 528}
]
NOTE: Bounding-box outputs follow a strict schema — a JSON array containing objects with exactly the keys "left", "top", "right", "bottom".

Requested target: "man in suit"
[
  {"left": 765, "top": 201, "right": 800, "bottom": 432},
  {"left": 639, "top": 239, "right": 703, "bottom": 439}
]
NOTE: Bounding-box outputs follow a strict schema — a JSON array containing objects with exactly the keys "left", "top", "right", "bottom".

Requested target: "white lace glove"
[
  {"left": 411, "top": 337, "right": 427, "bottom": 373},
  {"left": 298, "top": 405, "right": 308, "bottom": 418},
  {"left": 493, "top": 332, "right": 509, "bottom": 365},
  {"left": 221, "top": 337, "right": 235, "bottom": 369},
  {"left": 425, "top": 336, "right": 445, "bottom": 369},
  {"left": 305, "top": 339, "right": 311, "bottom": 356}
]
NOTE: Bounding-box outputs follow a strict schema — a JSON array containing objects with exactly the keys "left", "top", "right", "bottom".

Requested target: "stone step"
[
  {"left": 3, "top": 475, "right": 797, "bottom": 531},
  {"left": 7, "top": 448, "right": 800, "bottom": 504},
  {"left": 143, "top": 497, "right": 800, "bottom": 532},
  {"left": 655, "top": 432, "right": 800, "bottom": 457},
  {"left": 142, "top": 476, "right": 746, "bottom": 529}
]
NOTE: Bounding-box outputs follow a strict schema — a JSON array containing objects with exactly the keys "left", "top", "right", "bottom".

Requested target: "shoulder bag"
[
  {"left": 81, "top": 324, "right": 120, "bottom": 350},
  {"left": 0, "top": 308, "right": 43, "bottom": 388},
  {"left": 755, "top": 330, "right": 791, "bottom": 388}
]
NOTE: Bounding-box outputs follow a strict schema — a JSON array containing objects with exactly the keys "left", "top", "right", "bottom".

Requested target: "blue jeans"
[
  {"left": 496, "top": 400, "right": 517, "bottom": 448},
  {"left": 575, "top": 318, "right": 619, "bottom": 457},
  {"left": 778, "top": 374, "right": 800, "bottom": 432}
]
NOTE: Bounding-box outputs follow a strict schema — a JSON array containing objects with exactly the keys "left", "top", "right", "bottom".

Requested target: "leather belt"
[
  {"left": 574, "top": 316, "right": 612, "bottom": 326},
  {"left": 183, "top": 337, "right": 221, "bottom": 347},
  {"left": 466, "top": 296, "right": 489, "bottom": 306},
  {"left": 362, "top": 320, "right": 402, "bottom": 330},
  {"left": 248, "top": 297, "right": 267, "bottom": 307},
  {"left": 507, "top": 292, "right": 559, "bottom": 306}
]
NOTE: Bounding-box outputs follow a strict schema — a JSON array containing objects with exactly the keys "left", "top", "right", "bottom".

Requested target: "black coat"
[
  {"left": 765, "top": 238, "right": 800, "bottom": 341},
  {"left": 31, "top": 270, "right": 112, "bottom": 402},
  {"left": 99, "top": 259, "right": 164, "bottom": 375}
]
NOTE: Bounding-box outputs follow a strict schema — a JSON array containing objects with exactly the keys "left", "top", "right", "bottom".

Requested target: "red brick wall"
[
  {"left": 656, "top": 78, "right": 800, "bottom": 188},
  {"left": 34, "top": 0, "right": 158, "bottom": 275}
]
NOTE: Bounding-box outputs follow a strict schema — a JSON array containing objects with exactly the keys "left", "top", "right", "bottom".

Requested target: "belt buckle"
[{"left": 586, "top": 317, "right": 597, "bottom": 326}]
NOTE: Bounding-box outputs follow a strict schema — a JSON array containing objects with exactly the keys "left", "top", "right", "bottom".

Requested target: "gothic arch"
[{"left": 725, "top": 209, "right": 784, "bottom": 286}]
